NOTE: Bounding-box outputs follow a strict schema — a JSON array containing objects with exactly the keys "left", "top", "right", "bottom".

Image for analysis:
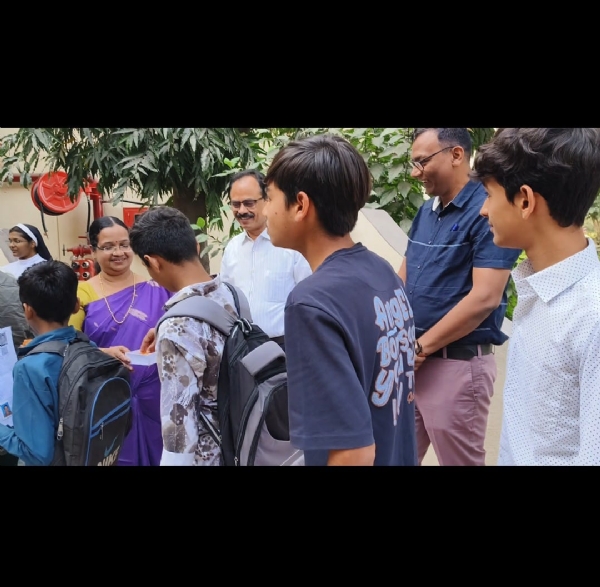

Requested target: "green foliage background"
[{"left": 3, "top": 127, "right": 523, "bottom": 313}]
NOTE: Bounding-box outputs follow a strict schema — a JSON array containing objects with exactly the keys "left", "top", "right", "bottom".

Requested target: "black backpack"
[
  {"left": 27, "top": 332, "right": 132, "bottom": 466},
  {"left": 156, "top": 283, "right": 303, "bottom": 466}
]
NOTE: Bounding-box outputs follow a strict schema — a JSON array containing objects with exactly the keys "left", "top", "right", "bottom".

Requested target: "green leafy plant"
[
  {"left": 505, "top": 250, "right": 528, "bottom": 321},
  {"left": 191, "top": 210, "right": 239, "bottom": 261},
  {"left": 0, "top": 128, "right": 256, "bottom": 271},
  {"left": 586, "top": 193, "right": 600, "bottom": 248},
  {"left": 1, "top": 127, "right": 497, "bottom": 273}
]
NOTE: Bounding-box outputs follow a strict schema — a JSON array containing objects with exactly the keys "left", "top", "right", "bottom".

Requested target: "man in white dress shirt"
[
  {"left": 219, "top": 169, "right": 312, "bottom": 350},
  {"left": 472, "top": 128, "right": 600, "bottom": 465}
]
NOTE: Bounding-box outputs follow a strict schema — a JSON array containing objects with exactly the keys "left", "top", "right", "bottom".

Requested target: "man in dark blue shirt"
[
  {"left": 398, "top": 128, "right": 521, "bottom": 466},
  {"left": 263, "top": 133, "right": 418, "bottom": 466}
]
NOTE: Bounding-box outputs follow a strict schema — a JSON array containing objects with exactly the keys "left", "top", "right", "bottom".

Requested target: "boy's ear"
[
  {"left": 22, "top": 303, "right": 35, "bottom": 321},
  {"left": 516, "top": 185, "right": 537, "bottom": 219},
  {"left": 144, "top": 255, "right": 161, "bottom": 272},
  {"left": 295, "top": 191, "right": 311, "bottom": 221},
  {"left": 72, "top": 297, "right": 81, "bottom": 316}
]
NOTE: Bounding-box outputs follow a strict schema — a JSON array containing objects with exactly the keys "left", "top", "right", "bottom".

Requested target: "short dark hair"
[
  {"left": 226, "top": 169, "right": 267, "bottom": 199},
  {"left": 129, "top": 206, "right": 199, "bottom": 265},
  {"left": 10, "top": 223, "right": 53, "bottom": 261},
  {"left": 18, "top": 260, "right": 78, "bottom": 324},
  {"left": 471, "top": 128, "right": 600, "bottom": 228},
  {"left": 88, "top": 216, "right": 129, "bottom": 248},
  {"left": 412, "top": 128, "right": 472, "bottom": 157},
  {"left": 264, "top": 133, "right": 372, "bottom": 237}
]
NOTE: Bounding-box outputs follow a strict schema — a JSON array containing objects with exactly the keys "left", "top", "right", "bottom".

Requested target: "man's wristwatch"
[{"left": 415, "top": 340, "right": 423, "bottom": 356}]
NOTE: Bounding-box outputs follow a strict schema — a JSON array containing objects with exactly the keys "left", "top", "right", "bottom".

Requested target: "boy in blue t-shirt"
[
  {"left": 263, "top": 133, "right": 418, "bottom": 466},
  {"left": 0, "top": 261, "right": 79, "bottom": 465}
]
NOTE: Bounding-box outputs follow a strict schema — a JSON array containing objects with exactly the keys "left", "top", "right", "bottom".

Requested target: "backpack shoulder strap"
[
  {"left": 156, "top": 283, "right": 253, "bottom": 337},
  {"left": 27, "top": 341, "right": 69, "bottom": 357},
  {"left": 25, "top": 332, "right": 90, "bottom": 358},
  {"left": 25, "top": 330, "right": 90, "bottom": 357},
  {"left": 222, "top": 282, "right": 252, "bottom": 322},
  {"left": 156, "top": 295, "right": 237, "bottom": 337}
]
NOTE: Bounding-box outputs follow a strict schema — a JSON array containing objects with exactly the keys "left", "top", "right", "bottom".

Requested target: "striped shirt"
[{"left": 219, "top": 229, "right": 312, "bottom": 338}]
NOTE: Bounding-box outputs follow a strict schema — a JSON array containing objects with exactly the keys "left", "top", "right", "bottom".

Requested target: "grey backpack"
[{"left": 156, "top": 283, "right": 303, "bottom": 466}]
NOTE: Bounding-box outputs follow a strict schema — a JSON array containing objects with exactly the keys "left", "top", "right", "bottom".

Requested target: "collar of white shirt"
[
  {"left": 513, "top": 238, "right": 600, "bottom": 303},
  {"left": 242, "top": 228, "right": 270, "bottom": 243}
]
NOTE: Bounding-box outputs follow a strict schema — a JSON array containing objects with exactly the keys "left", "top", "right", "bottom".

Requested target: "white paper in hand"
[{"left": 126, "top": 350, "right": 157, "bottom": 366}]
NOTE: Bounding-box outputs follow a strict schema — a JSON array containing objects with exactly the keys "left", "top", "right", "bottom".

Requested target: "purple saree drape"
[{"left": 83, "top": 281, "right": 171, "bottom": 466}]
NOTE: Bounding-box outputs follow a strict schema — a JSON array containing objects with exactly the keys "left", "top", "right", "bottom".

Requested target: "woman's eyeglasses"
[{"left": 96, "top": 242, "right": 131, "bottom": 252}]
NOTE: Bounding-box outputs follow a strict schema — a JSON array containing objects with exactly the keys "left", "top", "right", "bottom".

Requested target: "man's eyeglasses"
[
  {"left": 410, "top": 146, "right": 454, "bottom": 172},
  {"left": 229, "top": 198, "right": 263, "bottom": 210},
  {"left": 96, "top": 242, "right": 131, "bottom": 252}
]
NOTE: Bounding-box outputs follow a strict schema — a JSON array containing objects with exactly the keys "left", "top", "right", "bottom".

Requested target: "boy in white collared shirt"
[{"left": 473, "top": 128, "right": 600, "bottom": 465}]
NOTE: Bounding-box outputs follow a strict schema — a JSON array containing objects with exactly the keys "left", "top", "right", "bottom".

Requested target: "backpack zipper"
[{"left": 55, "top": 344, "right": 70, "bottom": 441}]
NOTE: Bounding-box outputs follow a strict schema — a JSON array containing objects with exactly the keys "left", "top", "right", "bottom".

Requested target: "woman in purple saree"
[{"left": 69, "top": 216, "right": 171, "bottom": 466}]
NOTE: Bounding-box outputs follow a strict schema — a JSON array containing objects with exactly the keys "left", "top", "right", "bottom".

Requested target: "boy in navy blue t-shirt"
[{"left": 263, "top": 133, "right": 418, "bottom": 466}]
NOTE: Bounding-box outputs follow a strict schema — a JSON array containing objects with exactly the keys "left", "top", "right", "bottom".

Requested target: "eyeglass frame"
[
  {"left": 229, "top": 197, "right": 265, "bottom": 210},
  {"left": 95, "top": 242, "right": 132, "bottom": 252},
  {"left": 410, "top": 146, "right": 455, "bottom": 172},
  {"left": 7, "top": 238, "right": 28, "bottom": 245}
]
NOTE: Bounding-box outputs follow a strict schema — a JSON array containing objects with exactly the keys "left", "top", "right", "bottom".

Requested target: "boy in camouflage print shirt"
[{"left": 130, "top": 206, "right": 238, "bottom": 466}]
